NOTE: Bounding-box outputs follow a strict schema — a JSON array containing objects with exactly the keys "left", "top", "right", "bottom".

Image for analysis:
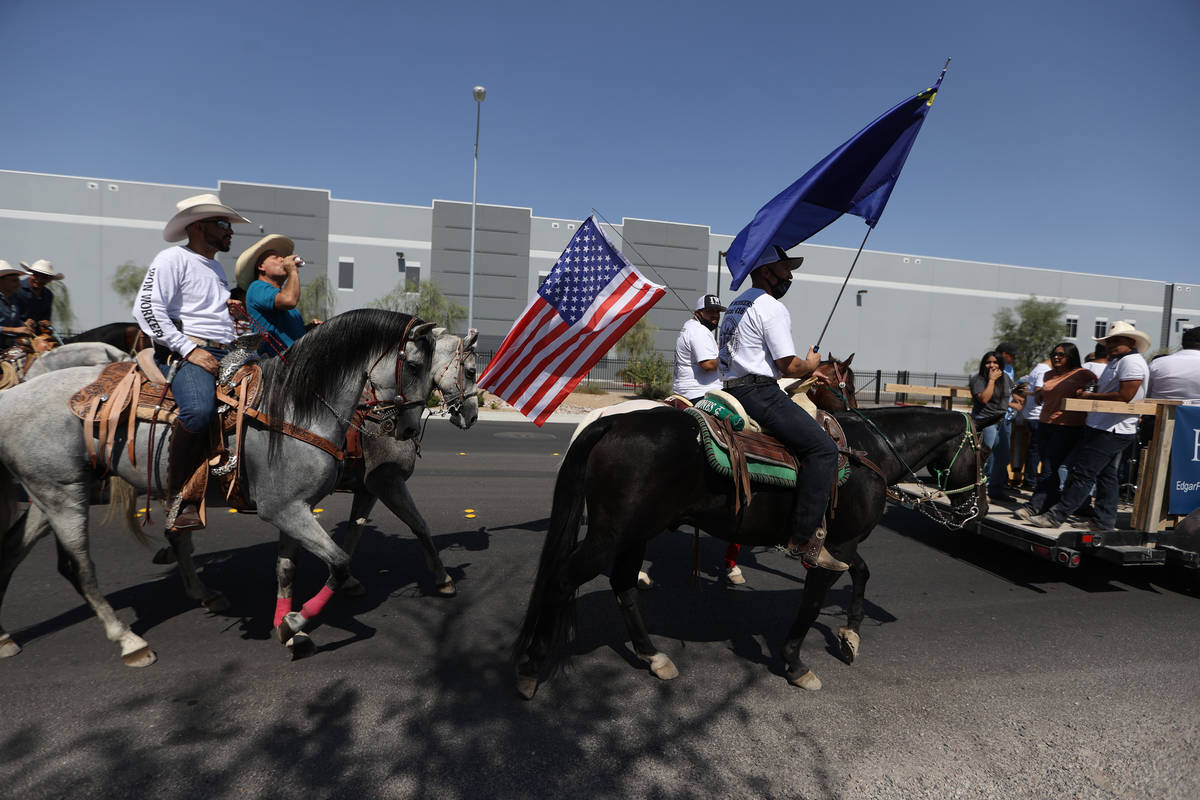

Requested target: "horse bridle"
[
  {"left": 353, "top": 317, "right": 430, "bottom": 438},
  {"left": 431, "top": 334, "right": 477, "bottom": 418}
]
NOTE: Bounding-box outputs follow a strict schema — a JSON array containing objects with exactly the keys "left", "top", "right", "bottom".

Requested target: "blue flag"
[{"left": 725, "top": 69, "right": 945, "bottom": 289}]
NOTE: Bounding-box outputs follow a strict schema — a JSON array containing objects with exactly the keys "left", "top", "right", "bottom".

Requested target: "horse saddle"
[
  {"left": 687, "top": 391, "right": 853, "bottom": 491},
  {"left": 67, "top": 350, "right": 263, "bottom": 487}
]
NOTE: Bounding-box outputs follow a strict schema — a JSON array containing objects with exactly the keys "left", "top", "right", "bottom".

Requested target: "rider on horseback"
[
  {"left": 0, "top": 262, "right": 35, "bottom": 347},
  {"left": 717, "top": 246, "right": 848, "bottom": 572},
  {"left": 235, "top": 233, "right": 311, "bottom": 355},
  {"left": 132, "top": 194, "right": 252, "bottom": 531}
]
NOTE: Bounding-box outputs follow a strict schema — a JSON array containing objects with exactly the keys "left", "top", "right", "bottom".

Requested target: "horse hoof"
[
  {"left": 341, "top": 579, "right": 367, "bottom": 598},
  {"left": 724, "top": 565, "right": 746, "bottom": 585},
  {"left": 640, "top": 652, "right": 679, "bottom": 680},
  {"left": 0, "top": 634, "right": 21, "bottom": 658},
  {"left": 637, "top": 570, "right": 653, "bottom": 590},
  {"left": 435, "top": 580, "right": 457, "bottom": 597},
  {"left": 788, "top": 669, "right": 822, "bottom": 691},
  {"left": 287, "top": 633, "right": 317, "bottom": 660},
  {"left": 151, "top": 547, "right": 177, "bottom": 565},
  {"left": 201, "top": 592, "right": 230, "bottom": 613},
  {"left": 122, "top": 645, "right": 158, "bottom": 668},
  {"left": 516, "top": 672, "right": 539, "bottom": 700},
  {"left": 837, "top": 627, "right": 861, "bottom": 663}
]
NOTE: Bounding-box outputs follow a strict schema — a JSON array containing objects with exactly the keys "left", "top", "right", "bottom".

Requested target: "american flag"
[{"left": 478, "top": 216, "right": 665, "bottom": 425}]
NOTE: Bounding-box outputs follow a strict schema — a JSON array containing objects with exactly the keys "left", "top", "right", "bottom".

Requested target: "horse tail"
[
  {"left": 104, "top": 476, "right": 151, "bottom": 548},
  {"left": 514, "top": 414, "right": 616, "bottom": 669}
]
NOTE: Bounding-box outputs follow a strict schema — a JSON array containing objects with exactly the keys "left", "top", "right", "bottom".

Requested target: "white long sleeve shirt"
[{"left": 133, "top": 245, "right": 235, "bottom": 357}]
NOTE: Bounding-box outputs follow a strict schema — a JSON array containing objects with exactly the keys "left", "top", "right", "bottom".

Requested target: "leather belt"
[
  {"left": 723, "top": 374, "right": 776, "bottom": 389},
  {"left": 185, "top": 334, "right": 232, "bottom": 350}
]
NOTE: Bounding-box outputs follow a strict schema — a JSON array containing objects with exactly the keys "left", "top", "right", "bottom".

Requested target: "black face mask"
[
  {"left": 769, "top": 278, "right": 792, "bottom": 299},
  {"left": 698, "top": 314, "right": 718, "bottom": 331}
]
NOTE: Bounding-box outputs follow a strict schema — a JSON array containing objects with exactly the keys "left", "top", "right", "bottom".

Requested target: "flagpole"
[{"left": 813, "top": 226, "right": 873, "bottom": 352}]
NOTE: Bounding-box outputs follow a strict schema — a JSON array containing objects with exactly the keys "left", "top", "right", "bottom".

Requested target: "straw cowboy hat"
[
  {"left": 1095, "top": 320, "right": 1152, "bottom": 354},
  {"left": 163, "top": 193, "right": 251, "bottom": 242},
  {"left": 235, "top": 234, "right": 295, "bottom": 290},
  {"left": 19, "top": 259, "right": 64, "bottom": 280},
  {"left": 0, "top": 260, "right": 27, "bottom": 279}
]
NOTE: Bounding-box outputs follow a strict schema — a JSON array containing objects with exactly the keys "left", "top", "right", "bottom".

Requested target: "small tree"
[
  {"left": 371, "top": 279, "right": 465, "bottom": 331},
  {"left": 617, "top": 317, "right": 671, "bottom": 398},
  {"left": 51, "top": 282, "right": 76, "bottom": 331},
  {"left": 993, "top": 295, "right": 1068, "bottom": 375},
  {"left": 298, "top": 274, "right": 335, "bottom": 322},
  {"left": 111, "top": 261, "right": 148, "bottom": 307}
]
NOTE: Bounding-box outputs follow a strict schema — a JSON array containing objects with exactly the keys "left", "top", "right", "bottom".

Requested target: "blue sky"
[{"left": 4, "top": 0, "right": 1198, "bottom": 283}]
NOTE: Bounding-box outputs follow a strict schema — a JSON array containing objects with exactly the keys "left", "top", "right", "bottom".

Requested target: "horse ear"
[
  {"left": 843, "top": 352, "right": 855, "bottom": 367},
  {"left": 411, "top": 321, "right": 437, "bottom": 341},
  {"left": 464, "top": 328, "right": 479, "bottom": 349},
  {"left": 432, "top": 326, "right": 447, "bottom": 340}
]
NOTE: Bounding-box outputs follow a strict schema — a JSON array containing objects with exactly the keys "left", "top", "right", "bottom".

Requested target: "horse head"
[
  {"left": 808, "top": 352, "right": 857, "bottom": 411},
  {"left": 432, "top": 327, "right": 479, "bottom": 429},
  {"left": 367, "top": 320, "right": 438, "bottom": 441}
]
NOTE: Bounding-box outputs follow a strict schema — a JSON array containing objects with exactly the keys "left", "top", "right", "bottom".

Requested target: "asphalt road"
[{"left": 1, "top": 418, "right": 1197, "bottom": 799}]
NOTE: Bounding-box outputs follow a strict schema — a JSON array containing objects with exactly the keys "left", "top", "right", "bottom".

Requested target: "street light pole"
[{"left": 468, "top": 85, "right": 486, "bottom": 331}]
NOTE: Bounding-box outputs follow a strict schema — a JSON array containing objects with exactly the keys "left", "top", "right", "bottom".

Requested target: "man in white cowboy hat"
[
  {"left": 235, "top": 234, "right": 309, "bottom": 355},
  {"left": 132, "top": 193, "right": 251, "bottom": 530},
  {"left": 1029, "top": 320, "right": 1152, "bottom": 533},
  {"left": 16, "top": 258, "right": 64, "bottom": 332},
  {"left": 717, "top": 246, "right": 846, "bottom": 572},
  {"left": 0, "top": 261, "right": 36, "bottom": 347}
]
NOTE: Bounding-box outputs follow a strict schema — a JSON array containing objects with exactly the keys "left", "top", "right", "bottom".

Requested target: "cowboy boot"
[
  {"left": 786, "top": 527, "right": 850, "bottom": 571},
  {"left": 166, "top": 420, "right": 210, "bottom": 531}
]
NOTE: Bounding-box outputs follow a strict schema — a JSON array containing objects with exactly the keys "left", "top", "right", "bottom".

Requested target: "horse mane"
[{"left": 259, "top": 308, "right": 420, "bottom": 436}]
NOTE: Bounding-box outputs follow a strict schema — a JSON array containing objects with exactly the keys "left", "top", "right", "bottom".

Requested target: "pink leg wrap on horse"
[
  {"left": 300, "top": 585, "right": 335, "bottom": 620},
  {"left": 274, "top": 598, "right": 293, "bottom": 628},
  {"left": 722, "top": 542, "right": 742, "bottom": 570}
]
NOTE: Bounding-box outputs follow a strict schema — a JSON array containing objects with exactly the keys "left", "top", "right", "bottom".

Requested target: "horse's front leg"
[
  {"left": 337, "top": 489, "right": 376, "bottom": 598},
  {"left": 364, "top": 470, "right": 456, "bottom": 597},
  {"left": 782, "top": 567, "right": 841, "bottom": 690},
  {"left": 611, "top": 541, "right": 677, "bottom": 680},
  {"left": 268, "top": 508, "right": 352, "bottom": 659},
  {"left": 838, "top": 552, "right": 869, "bottom": 663}
]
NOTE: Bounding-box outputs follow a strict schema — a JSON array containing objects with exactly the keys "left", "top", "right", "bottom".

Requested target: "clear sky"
[{"left": 4, "top": 0, "right": 1198, "bottom": 283}]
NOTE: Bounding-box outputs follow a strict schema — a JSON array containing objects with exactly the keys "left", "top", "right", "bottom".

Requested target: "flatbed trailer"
[{"left": 884, "top": 386, "right": 1199, "bottom": 575}]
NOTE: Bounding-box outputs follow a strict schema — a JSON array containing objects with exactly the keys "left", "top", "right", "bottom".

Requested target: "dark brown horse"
[
  {"left": 514, "top": 404, "right": 988, "bottom": 698},
  {"left": 64, "top": 322, "right": 145, "bottom": 353}
]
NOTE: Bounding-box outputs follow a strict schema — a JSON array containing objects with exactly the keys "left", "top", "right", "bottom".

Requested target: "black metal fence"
[{"left": 475, "top": 350, "right": 970, "bottom": 405}]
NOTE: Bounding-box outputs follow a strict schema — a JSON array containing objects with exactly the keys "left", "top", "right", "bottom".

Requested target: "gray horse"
[
  {"left": 3, "top": 341, "right": 129, "bottom": 383},
  {"left": 0, "top": 309, "right": 436, "bottom": 666}
]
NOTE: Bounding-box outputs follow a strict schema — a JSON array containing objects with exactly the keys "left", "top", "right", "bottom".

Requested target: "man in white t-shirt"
[
  {"left": 1030, "top": 321, "right": 1151, "bottom": 532},
  {"left": 1148, "top": 326, "right": 1200, "bottom": 400},
  {"left": 673, "top": 294, "right": 725, "bottom": 403},
  {"left": 717, "top": 246, "right": 844, "bottom": 571},
  {"left": 134, "top": 194, "right": 252, "bottom": 530}
]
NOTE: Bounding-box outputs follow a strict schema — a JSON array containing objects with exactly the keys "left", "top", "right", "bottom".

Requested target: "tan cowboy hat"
[
  {"left": 235, "top": 234, "right": 295, "bottom": 290},
  {"left": 0, "top": 260, "right": 27, "bottom": 279},
  {"left": 1095, "top": 320, "right": 1152, "bottom": 354},
  {"left": 163, "top": 193, "right": 252, "bottom": 242},
  {"left": 19, "top": 259, "right": 64, "bottom": 280}
]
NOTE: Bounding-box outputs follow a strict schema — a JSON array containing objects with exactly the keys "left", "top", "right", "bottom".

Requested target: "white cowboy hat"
[
  {"left": 163, "top": 193, "right": 251, "bottom": 242},
  {"left": 0, "top": 260, "right": 27, "bottom": 279},
  {"left": 235, "top": 234, "right": 295, "bottom": 290},
  {"left": 19, "top": 259, "right": 64, "bottom": 280},
  {"left": 1095, "top": 320, "right": 1152, "bottom": 354}
]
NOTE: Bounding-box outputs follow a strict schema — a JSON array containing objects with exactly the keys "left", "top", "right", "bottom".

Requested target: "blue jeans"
[
  {"left": 726, "top": 382, "right": 838, "bottom": 540},
  {"left": 161, "top": 347, "right": 226, "bottom": 433},
  {"left": 1046, "top": 427, "right": 1136, "bottom": 529},
  {"left": 1030, "top": 423, "right": 1084, "bottom": 513},
  {"left": 980, "top": 418, "right": 1010, "bottom": 496}
]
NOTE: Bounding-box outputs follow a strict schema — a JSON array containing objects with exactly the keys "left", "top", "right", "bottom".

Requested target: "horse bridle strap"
[{"left": 216, "top": 394, "right": 344, "bottom": 462}]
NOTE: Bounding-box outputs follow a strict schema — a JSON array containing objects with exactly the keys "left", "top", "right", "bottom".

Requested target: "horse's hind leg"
[
  {"left": 838, "top": 553, "right": 869, "bottom": 663},
  {"left": 166, "top": 530, "right": 230, "bottom": 612},
  {"left": 0, "top": 505, "right": 53, "bottom": 657},
  {"left": 364, "top": 475, "right": 455, "bottom": 596},
  {"left": 40, "top": 495, "right": 156, "bottom": 666},
  {"left": 611, "top": 541, "right": 677, "bottom": 680},
  {"left": 782, "top": 567, "right": 841, "bottom": 690}
]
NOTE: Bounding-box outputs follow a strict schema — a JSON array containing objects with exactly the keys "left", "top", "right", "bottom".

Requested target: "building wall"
[{"left": 2, "top": 168, "right": 1196, "bottom": 373}]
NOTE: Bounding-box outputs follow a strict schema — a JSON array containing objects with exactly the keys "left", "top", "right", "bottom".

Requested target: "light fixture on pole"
[{"left": 467, "top": 85, "right": 486, "bottom": 331}]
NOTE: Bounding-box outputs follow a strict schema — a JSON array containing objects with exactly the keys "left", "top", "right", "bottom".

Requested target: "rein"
[{"left": 429, "top": 334, "right": 476, "bottom": 418}]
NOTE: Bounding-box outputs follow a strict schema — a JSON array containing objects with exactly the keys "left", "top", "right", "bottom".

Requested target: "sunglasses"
[{"left": 202, "top": 218, "right": 233, "bottom": 230}]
